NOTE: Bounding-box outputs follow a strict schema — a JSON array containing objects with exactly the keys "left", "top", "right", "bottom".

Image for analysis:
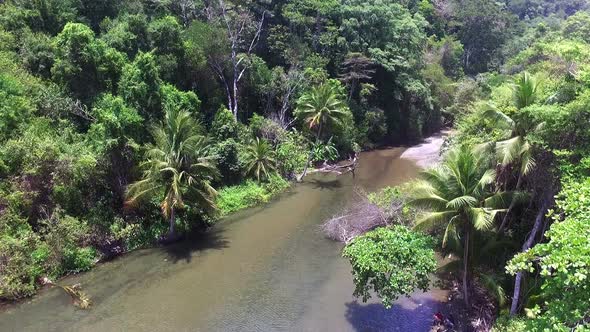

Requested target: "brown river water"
[{"left": 0, "top": 146, "right": 450, "bottom": 332}]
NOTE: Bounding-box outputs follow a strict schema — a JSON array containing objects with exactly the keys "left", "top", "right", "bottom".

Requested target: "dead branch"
[{"left": 305, "top": 154, "right": 358, "bottom": 177}]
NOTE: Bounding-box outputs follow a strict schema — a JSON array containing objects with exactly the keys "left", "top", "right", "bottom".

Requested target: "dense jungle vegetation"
[{"left": 0, "top": 0, "right": 589, "bottom": 330}]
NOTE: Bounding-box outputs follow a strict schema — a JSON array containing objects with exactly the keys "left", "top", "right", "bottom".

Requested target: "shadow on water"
[
  {"left": 307, "top": 178, "right": 344, "bottom": 190},
  {"left": 163, "top": 228, "right": 230, "bottom": 264},
  {"left": 345, "top": 299, "right": 444, "bottom": 332},
  {"left": 344, "top": 299, "right": 444, "bottom": 332}
]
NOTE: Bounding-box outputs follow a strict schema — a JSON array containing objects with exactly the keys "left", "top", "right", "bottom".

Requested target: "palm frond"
[
  {"left": 414, "top": 211, "right": 458, "bottom": 232},
  {"left": 481, "top": 104, "right": 515, "bottom": 130},
  {"left": 446, "top": 195, "right": 478, "bottom": 209},
  {"left": 496, "top": 136, "right": 525, "bottom": 166}
]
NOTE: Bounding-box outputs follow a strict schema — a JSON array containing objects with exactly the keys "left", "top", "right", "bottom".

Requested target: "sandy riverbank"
[{"left": 400, "top": 131, "right": 450, "bottom": 168}]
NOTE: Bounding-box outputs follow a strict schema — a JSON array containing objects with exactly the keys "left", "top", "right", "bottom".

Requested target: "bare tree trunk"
[
  {"left": 498, "top": 172, "right": 523, "bottom": 234},
  {"left": 208, "top": 0, "right": 266, "bottom": 119},
  {"left": 510, "top": 192, "right": 551, "bottom": 315},
  {"left": 463, "top": 227, "right": 471, "bottom": 307}
]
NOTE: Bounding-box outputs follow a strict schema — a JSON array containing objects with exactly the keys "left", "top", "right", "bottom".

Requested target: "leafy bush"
[
  {"left": 211, "top": 107, "right": 238, "bottom": 140},
  {"left": 342, "top": 226, "right": 437, "bottom": 308},
  {"left": 0, "top": 212, "right": 43, "bottom": 300},
  {"left": 40, "top": 211, "right": 96, "bottom": 275},
  {"left": 212, "top": 138, "right": 243, "bottom": 184}
]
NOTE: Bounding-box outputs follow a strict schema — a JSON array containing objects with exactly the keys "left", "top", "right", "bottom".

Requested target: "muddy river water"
[{"left": 0, "top": 144, "right": 450, "bottom": 332}]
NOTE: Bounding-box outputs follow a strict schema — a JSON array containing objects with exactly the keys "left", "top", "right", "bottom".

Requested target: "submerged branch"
[{"left": 41, "top": 277, "right": 92, "bottom": 309}]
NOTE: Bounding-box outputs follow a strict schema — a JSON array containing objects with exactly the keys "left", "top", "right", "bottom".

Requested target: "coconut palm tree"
[
  {"left": 295, "top": 83, "right": 349, "bottom": 181},
  {"left": 480, "top": 99, "right": 543, "bottom": 231},
  {"left": 411, "top": 145, "right": 514, "bottom": 306},
  {"left": 513, "top": 71, "right": 539, "bottom": 110},
  {"left": 126, "top": 109, "right": 219, "bottom": 239},
  {"left": 243, "top": 137, "right": 277, "bottom": 182}
]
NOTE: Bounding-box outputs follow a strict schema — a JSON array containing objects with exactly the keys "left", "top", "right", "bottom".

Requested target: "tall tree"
[
  {"left": 481, "top": 72, "right": 543, "bottom": 233},
  {"left": 456, "top": 0, "right": 513, "bottom": 74},
  {"left": 294, "top": 83, "right": 349, "bottom": 181},
  {"left": 201, "top": 0, "right": 266, "bottom": 119},
  {"left": 339, "top": 53, "right": 375, "bottom": 101},
  {"left": 126, "top": 109, "right": 218, "bottom": 239}
]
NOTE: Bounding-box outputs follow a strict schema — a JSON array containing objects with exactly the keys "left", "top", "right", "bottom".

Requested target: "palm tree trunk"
[
  {"left": 297, "top": 123, "right": 323, "bottom": 182},
  {"left": 169, "top": 207, "right": 176, "bottom": 238},
  {"left": 463, "top": 227, "right": 471, "bottom": 307},
  {"left": 297, "top": 150, "right": 314, "bottom": 182},
  {"left": 510, "top": 192, "right": 551, "bottom": 315},
  {"left": 498, "top": 172, "right": 523, "bottom": 234}
]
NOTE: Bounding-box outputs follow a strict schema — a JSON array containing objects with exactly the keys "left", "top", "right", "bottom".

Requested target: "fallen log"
[{"left": 303, "top": 154, "right": 358, "bottom": 177}]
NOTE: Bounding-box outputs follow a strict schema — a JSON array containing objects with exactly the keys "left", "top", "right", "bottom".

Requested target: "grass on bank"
[{"left": 216, "top": 174, "right": 290, "bottom": 216}]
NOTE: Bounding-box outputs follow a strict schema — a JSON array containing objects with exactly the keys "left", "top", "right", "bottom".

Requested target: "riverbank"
[{"left": 400, "top": 130, "right": 449, "bottom": 168}]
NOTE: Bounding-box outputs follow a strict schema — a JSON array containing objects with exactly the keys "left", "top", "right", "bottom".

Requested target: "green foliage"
[
  {"left": 211, "top": 138, "right": 242, "bottom": 184},
  {"left": 88, "top": 93, "right": 143, "bottom": 150},
  {"left": 0, "top": 209, "right": 96, "bottom": 300},
  {"left": 562, "top": 11, "right": 590, "bottom": 43},
  {"left": 275, "top": 130, "right": 309, "bottom": 177},
  {"left": 411, "top": 145, "right": 520, "bottom": 305},
  {"left": 216, "top": 175, "right": 290, "bottom": 216},
  {"left": 342, "top": 226, "right": 437, "bottom": 308},
  {"left": 40, "top": 211, "right": 95, "bottom": 274},
  {"left": 295, "top": 82, "right": 350, "bottom": 141},
  {"left": 367, "top": 186, "right": 416, "bottom": 225},
  {"left": 19, "top": 30, "right": 55, "bottom": 78},
  {"left": 8, "top": 0, "right": 589, "bottom": 306},
  {"left": 311, "top": 138, "right": 339, "bottom": 162},
  {"left": 506, "top": 178, "right": 590, "bottom": 331},
  {"left": 52, "top": 22, "right": 126, "bottom": 101},
  {"left": 147, "top": 15, "right": 183, "bottom": 81},
  {"left": 118, "top": 51, "right": 162, "bottom": 121},
  {"left": 455, "top": 0, "right": 513, "bottom": 74},
  {"left": 160, "top": 83, "right": 201, "bottom": 116},
  {"left": 211, "top": 107, "right": 239, "bottom": 141},
  {"left": 0, "top": 71, "right": 35, "bottom": 140},
  {"left": 0, "top": 212, "right": 42, "bottom": 299},
  {"left": 102, "top": 13, "right": 150, "bottom": 56}
]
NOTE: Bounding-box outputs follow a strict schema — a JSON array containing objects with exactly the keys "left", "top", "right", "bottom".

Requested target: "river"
[{"left": 0, "top": 140, "right": 450, "bottom": 332}]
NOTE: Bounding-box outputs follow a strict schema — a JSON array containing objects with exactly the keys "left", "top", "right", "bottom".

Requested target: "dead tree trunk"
[{"left": 510, "top": 190, "right": 552, "bottom": 315}]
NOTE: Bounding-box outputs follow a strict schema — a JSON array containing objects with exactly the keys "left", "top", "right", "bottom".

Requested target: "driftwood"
[
  {"left": 321, "top": 187, "right": 408, "bottom": 243},
  {"left": 304, "top": 154, "right": 358, "bottom": 178},
  {"left": 321, "top": 190, "right": 385, "bottom": 243},
  {"left": 41, "top": 277, "right": 92, "bottom": 309}
]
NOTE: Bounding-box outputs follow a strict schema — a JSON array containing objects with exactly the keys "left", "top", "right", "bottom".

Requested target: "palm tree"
[
  {"left": 513, "top": 71, "right": 539, "bottom": 109},
  {"left": 480, "top": 76, "right": 543, "bottom": 232},
  {"left": 411, "top": 145, "right": 512, "bottom": 306},
  {"left": 295, "top": 83, "right": 349, "bottom": 181},
  {"left": 126, "top": 109, "right": 219, "bottom": 239},
  {"left": 243, "top": 137, "right": 277, "bottom": 182}
]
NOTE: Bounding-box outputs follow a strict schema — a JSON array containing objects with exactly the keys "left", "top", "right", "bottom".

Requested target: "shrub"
[
  {"left": 0, "top": 212, "right": 43, "bottom": 300},
  {"left": 211, "top": 107, "right": 238, "bottom": 140},
  {"left": 343, "top": 226, "right": 437, "bottom": 308},
  {"left": 212, "top": 138, "right": 242, "bottom": 184},
  {"left": 275, "top": 130, "right": 308, "bottom": 177},
  {"left": 40, "top": 211, "right": 96, "bottom": 275}
]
